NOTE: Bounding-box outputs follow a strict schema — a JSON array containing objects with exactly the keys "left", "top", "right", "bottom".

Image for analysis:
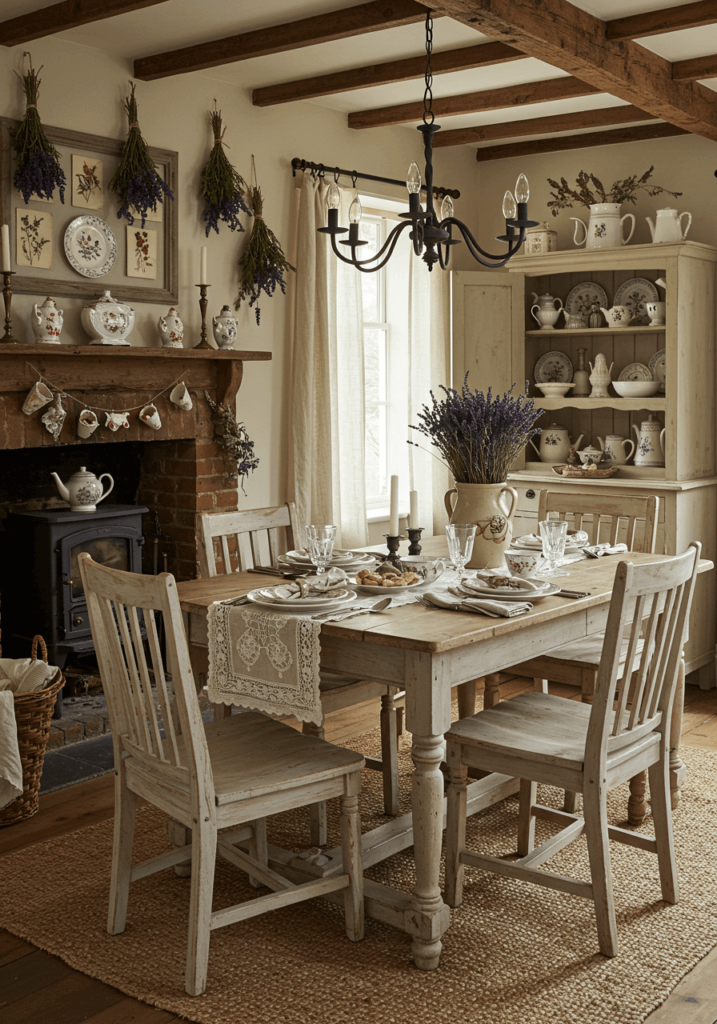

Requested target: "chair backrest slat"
[
  {"left": 144, "top": 605, "right": 182, "bottom": 766},
  {"left": 537, "top": 491, "right": 659, "bottom": 554},
  {"left": 626, "top": 590, "right": 663, "bottom": 732},
  {"left": 611, "top": 593, "right": 645, "bottom": 734},
  {"left": 198, "top": 503, "right": 304, "bottom": 578}
]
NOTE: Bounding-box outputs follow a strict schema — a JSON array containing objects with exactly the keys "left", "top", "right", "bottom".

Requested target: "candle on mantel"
[
  {"left": 1, "top": 225, "right": 10, "bottom": 273},
  {"left": 389, "top": 475, "right": 400, "bottom": 536},
  {"left": 409, "top": 490, "right": 418, "bottom": 528},
  {"left": 199, "top": 246, "right": 207, "bottom": 285}
]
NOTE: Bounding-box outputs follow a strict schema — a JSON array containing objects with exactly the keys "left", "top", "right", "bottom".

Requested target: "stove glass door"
[{"left": 70, "top": 538, "right": 130, "bottom": 598}]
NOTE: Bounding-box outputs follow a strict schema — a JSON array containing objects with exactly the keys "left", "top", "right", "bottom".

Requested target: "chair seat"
[
  {"left": 537, "top": 632, "right": 644, "bottom": 670},
  {"left": 178, "top": 712, "right": 364, "bottom": 806}
]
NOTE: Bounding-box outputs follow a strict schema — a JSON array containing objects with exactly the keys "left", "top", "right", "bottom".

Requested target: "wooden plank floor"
[{"left": 1, "top": 680, "right": 716, "bottom": 1024}]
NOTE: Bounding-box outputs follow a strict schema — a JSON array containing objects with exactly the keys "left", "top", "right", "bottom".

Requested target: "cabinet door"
[{"left": 452, "top": 271, "right": 524, "bottom": 395}]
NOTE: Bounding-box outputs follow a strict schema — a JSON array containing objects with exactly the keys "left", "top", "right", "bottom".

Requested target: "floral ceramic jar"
[
  {"left": 31, "top": 297, "right": 64, "bottom": 344},
  {"left": 158, "top": 307, "right": 184, "bottom": 348},
  {"left": 212, "top": 305, "right": 238, "bottom": 350},
  {"left": 81, "top": 290, "right": 135, "bottom": 346}
]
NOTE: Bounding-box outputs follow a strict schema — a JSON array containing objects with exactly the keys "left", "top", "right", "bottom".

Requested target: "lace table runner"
[{"left": 207, "top": 602, "right": 323, "bottom": 725}]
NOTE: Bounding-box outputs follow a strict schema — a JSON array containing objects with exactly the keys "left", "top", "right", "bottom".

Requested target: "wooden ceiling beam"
[
  {"left": 606, "top": 1, "right": 717, "bottom": 42},
  {"left": 474, "top": 122, "right": 689, "bottom": 162},
  {"left": 134, "top": 0, "right": 433, "bottom": 81},
  {"left": 434, "top": 104, "right": 656, "bottom": 147},
  {"left": 348, "top": 75, "right": 598, "bottom": 129},
  {"left": 430, "top": 0, "right": 717, "bottom": 141},
  {"left": 252, "top": 41, "right": 523, "bottom": 106},
  {"left": 672, "top": 52, "right": 717, "bottom": 81},
  {"left": 0, "top": 0, "right": 169, "bottom": 47}
]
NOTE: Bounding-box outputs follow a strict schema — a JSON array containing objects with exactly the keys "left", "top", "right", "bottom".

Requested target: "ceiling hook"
[
  {"left": 334, "top": 167, "right": 340, "bottom": 184},
  {"left": 351, "top": 170, "right": 358, "bottom": 188}
]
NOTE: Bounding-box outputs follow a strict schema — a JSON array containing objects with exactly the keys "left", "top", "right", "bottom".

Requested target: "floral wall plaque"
[
  {"left": 15, "top": 207, "right": 52, "bottom": 269},
  {"left": 71, "top": 154, "right": 103, "bottom": 210},
  {"left": 126, "top": 226, "right": 157, "bottom": 279}
]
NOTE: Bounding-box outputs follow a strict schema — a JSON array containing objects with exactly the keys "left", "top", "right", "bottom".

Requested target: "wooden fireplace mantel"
[{"left": 0, "top": 344, "right": 271, "bottom": 410}]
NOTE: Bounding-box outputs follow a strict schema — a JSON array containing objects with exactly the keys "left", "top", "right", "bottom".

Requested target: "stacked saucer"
[{"left": 278, "top": 548, "right": 378, "bottom": 573}]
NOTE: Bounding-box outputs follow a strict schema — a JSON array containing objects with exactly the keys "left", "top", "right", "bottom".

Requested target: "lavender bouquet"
[
  {"left": 108, "top": 83, "right": 174, "bottom": 227},
  {"left": 409, "top": 375, "right": 541, "bottom": 484},
  {"left": 235, "top": 169, "right": 295, "bottom": 326},
  {"left": 200, "top": 106, "right": 249, "bottom": 237},
  {"left": 12, "top": 59, "right": 66, "bottom": 204},
  {"left": 204, "top": 391, "right": 259, "bottom": 493}
]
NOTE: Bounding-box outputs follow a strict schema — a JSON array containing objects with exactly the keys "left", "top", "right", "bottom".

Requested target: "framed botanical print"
[{"left": 0, "top": 117, "right": 178, "bottom": 303}]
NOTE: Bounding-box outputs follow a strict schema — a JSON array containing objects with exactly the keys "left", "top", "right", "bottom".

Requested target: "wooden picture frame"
[{"left": 0, "top": 117, "right": 178, "bottom": 304}]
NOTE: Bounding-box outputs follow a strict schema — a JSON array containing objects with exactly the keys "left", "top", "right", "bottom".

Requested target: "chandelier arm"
[
  {"left": 443, "top": 218, "right": 526, "bottom": 265},
  {"left": 329, "top": 220, "right": 414, "bottom": 271}
]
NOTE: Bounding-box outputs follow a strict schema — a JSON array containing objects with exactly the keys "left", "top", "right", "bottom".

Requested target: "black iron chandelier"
[{"left": 318, "top": 11, "right": 538, "bottom": 273}]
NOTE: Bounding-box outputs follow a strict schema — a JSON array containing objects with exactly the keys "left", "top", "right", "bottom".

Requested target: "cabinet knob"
[
  {"left": 74, "top": 616, "right": 84, "bottom": 627},
  {"left": 526, "top": 489, "right": 536, "bottom": 500}
]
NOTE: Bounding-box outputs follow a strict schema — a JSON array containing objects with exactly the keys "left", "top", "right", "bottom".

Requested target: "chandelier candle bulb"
[
  {"left": 199, "top": 247, "right": 207, "bottom": 286},
  {"left": 409, "top": 490, "right": 418, "bottom": 529},
  {"left": 1, "top": 226, "right": 10, "bottom": 272},
  {"left": 389, "top": 475, "right": 400, "bottom": 537},
  {"left": 406, "top": 162, "right": 421, "bottom": 193}
]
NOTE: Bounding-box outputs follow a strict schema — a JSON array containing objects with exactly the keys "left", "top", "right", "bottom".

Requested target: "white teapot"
[
  {"left": 530, "top": 292, "right": 563, "bottom": 331},
  {"left": 633, "top": 415, "right": 666, "bottom": 468},
  {"left": 51, "top": 466, "right": 114, "bottom": 513},
  {"left": 600, "top": 305, "right": 637, "bottom": 328},
  {"left": 32, "top": 296, "right": 63, "bottom": 344},
  {"left": 598, "top": 434, "right": 636, "bottom": 465},
  {"left": 529, "top": 422, "right": 584, "bottom": 463},
  {"left": 646, "top": 208, "right": 692, "bottom": 244}
]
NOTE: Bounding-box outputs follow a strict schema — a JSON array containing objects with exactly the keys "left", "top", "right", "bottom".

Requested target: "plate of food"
[
  {"left": 353, "top": 568, "right": 425, "bottom": 592},
  {"left": 458, "top": 576, "right": 560, "bottom": 601},
  {"left": 246, "top": 586, "right": 357, "bottom": 611}
]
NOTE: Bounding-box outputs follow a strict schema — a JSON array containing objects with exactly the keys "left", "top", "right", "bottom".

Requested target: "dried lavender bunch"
[
  {"left": 409, "top": 374, "right": 542, "bottom": 485},
  {"left": 547, "top": 167, "right": 681, "bottom": 217},
  {"left": 200, "top": 107, "right": 249, "bottom": 237},
  {"left": 204, "top": 391, "right": 259, "bottom": 493},
  {"left": 235, "top": 182, "right": 295, "bottom": 325},
  {"left": 12, "top": 59, "right": 66, "bottom": 204},
  {"left": 108, "top": 82, "right": 174, "bottom": 227}
]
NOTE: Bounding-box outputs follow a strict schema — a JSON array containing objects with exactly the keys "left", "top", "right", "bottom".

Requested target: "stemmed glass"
[
  {"left": 445, "top": 524, "right": 477, "bottom": 576},
  {"left": 306, "top": 524, "right": 337, "bottom": 576},
  {"left": 539, "top": 519, "right": 568, "bottom": 574}
]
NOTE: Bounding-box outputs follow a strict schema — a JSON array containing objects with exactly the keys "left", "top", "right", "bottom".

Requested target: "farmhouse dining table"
[{"left": 176, "top": 538, "right": 711, "bottom": 971}]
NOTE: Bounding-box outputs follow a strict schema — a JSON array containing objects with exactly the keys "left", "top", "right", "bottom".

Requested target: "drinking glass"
[
  {"left": 445, "top": 524, "right": 477, "bottom": 576},
  {"left": 539, "top": 519, "right": 568, "bottom": 573},
  {"left": 306, "top": 524, "right": 337, "bottom": 575}
]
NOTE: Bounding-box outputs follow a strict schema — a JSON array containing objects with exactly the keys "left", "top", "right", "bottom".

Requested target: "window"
[{"left": 359, "top": 213, "right": 389, "bottom": 509}]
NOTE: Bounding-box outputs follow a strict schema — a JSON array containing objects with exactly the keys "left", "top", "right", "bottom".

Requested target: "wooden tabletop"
[{"left": 176, "top": 541, "right": 713, "bottom": 655}]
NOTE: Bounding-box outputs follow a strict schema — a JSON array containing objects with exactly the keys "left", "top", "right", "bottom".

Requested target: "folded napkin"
[
  {"left": 0, "top": 692, "right": 23, "bottom": 810},
  {"left": 423, "top": 590, "right": 532, "bottom": 618},
  {"left": 584, "top": 543, "right": 629, "bottom": 558},
  {"left": 271, "top": 567, "right": 350, "bottom": 601},
  {"left": 465, "top": 575, "right": 548, "bottom": 594}
]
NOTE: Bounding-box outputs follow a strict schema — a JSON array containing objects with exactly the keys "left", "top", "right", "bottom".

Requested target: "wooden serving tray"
[{"left": 552, "top": 464, "right": 619, "bottom": 479}]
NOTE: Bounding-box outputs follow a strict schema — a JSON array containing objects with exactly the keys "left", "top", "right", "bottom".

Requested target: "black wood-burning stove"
[{"left": 0, "top": 504, "right": 147, "bottom": 672}]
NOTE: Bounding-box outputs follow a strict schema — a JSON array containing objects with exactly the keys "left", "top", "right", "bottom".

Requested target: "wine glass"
[
  {"left": 445, "top": 524, "right": 477, "bottom": 576},
  {"left": 539, "top": 519, "right": 568, "bottom": 574},
  {"left": 306, "top": 524, "right": 337, "bottom": 576}
]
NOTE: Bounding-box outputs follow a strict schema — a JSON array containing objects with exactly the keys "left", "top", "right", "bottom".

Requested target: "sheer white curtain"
[{"left": 290, "top": 174, "right": 368, "bottom": 548}]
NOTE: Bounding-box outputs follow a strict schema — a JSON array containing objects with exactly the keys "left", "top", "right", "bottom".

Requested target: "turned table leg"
[
  {"left": 669, "top": 658, "right": 687, "bottom": 811},
  {"left": 627, "top": 771, "right": 649, "bottom": 825}
]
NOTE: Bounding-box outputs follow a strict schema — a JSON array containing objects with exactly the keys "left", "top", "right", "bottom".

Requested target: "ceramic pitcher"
[
  {"left": 158, "top": 307, "right": 184, "bottom": 348},
  {"left": 444, "top": 482, "right": 518, "bottom": 569},
  {"left": 633, "top": 415, "right": 666, "bottom": 467},
  {"left": 598, "top": 434, "right": 636, "bottom": 465},
  {"left": 31, "top": 297, "right": 63, "bottom": 344},
  {"left": 571, "top": 203, "right": 635, "bottom": 250},
  {"left": 530, "top": 292, "right": 563, "bottom": 331},
  {"left": 645, "top": 208, "right": 692, "bottom": 244}
]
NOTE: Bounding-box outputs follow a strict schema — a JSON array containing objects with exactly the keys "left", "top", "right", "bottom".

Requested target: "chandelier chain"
[{"left": 423, "top": 10, "right": 434, "bottom": 126}]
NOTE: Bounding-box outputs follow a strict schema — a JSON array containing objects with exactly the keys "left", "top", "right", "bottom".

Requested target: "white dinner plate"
[
  {"left": 246, "top": 588, "right": 357, "bottom": 611},
  {"left": 613, "top": 278, "right": 659, "bottom": 326},
  {"left": 511, "top": 539, "right": 585, "bottom": 553},
  {"left": 457, "top": 582, "right": 560, "bottom": 602},
  {"left": 64, "top": 215, "right": 117, "bottom": 278},
  {"left": 649, "top": 349, "right": 666, "bottom": 392},
  {"left": 565, "top": 281, "right": 609, "bottom": 318},
  {"left": 353, "top": 579, "right": 425, "bottom": 594}
]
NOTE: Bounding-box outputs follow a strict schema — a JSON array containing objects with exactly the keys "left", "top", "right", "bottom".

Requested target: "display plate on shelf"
[
  {"left": 534, "top": 350, "right": 573, "bottom": 384},
  {"left": 614, "top": 278, "right": 659, "bottom": 326},
  {"left": 649, "top": 349, "right": 666, "bottom": 393},
  {"left": 64, "top": 215, "right": 117, "bottom": 278},
  {"left": 618, "top": 362, "right": 652, "bottom": 382},
  {"left": 564, "top": 282, "right": 609, "bottom": 318}
]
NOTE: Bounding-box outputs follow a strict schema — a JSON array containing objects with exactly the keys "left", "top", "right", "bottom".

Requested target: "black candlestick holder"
[
  {"left": 407, "top": 527, "right": 424, "bottom": 556},
  {"left": 383, "top": 534, "right": 403, "bottom": 568},
  {"left": 194, "top": 283, "right": 212, "bottom": 349},
  {"left": 1, "top": 271, "right": 20, "bottom": 344}
]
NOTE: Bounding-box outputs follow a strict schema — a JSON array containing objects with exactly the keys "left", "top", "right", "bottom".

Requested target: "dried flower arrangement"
[
  {"left": 547, "top": 167, "right": 681, "bottom": 217},
  {"left": 200, "top": 106, "right": 250, "bottom": 236},
  {"left": 108, "top": 82, "right": 174, "bottom": 227},
  {"left": 409, "top": 374, "right": 542, "bottom": 485},
  {"left": 235, "top": 157, "right": 295, "bottom": 325},
  {"left": 12, "top": 56, "right": 66, "bottom": 204},
  {"left": 204, "top": 391, "right": 259, "bottom": 493}
]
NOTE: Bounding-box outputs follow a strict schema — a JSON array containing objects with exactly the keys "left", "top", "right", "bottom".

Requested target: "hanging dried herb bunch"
[
  {"left": 547, "top": 167, "right": 681, "bottom": 217},
  {"left": 204, "top": 391, "right": 259, "bottom": 493},
  {"left": 108, "top": 82, "right": 174, "bottom": 227},
  {"left": 235, "top": 158, "right": 295, "bottom": 325},
  {"left": 12, "top": 55, "right": 66, "bottom": 204},
  {"left": 200, "top": 105, "right": 250, "bottom": 236}
]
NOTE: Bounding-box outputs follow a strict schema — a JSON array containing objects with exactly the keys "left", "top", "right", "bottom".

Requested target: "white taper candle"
[
  {"left": 1, "top": 225, "right": 10, "bottom": 273},
  {"left": 199, "top": 246, "right": 207, "bottom": 285},
  {"left": 409, "top": 490, "right": 418, "bottom": 528},
  {"left": 389, "top": 475, "right": 400, "bottom": 536}
]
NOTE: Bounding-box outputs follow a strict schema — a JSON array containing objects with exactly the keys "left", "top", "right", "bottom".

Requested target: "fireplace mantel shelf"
[{"left": 0, "top": 344, "right": 271, "bottom": 360}]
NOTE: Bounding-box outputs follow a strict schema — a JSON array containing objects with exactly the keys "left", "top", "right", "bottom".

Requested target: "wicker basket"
[{"left": 0, "top": 636, "right": 64, "bottom": 827}]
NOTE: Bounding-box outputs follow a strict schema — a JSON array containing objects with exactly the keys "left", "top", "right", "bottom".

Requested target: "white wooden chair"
[
  {"left": 78, "top": 552, "right": 364, "bottom": 997},
  {"left": 196, "top": 504, "right": 402, "bottom": 838},
  {"left": 444, "top": 543, "right": 700, "bottom": 958}
]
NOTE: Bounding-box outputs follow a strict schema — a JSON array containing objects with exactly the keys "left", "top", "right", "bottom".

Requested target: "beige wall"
[{"left": 1, "top": 36, "right": 478, "bottom": 512}]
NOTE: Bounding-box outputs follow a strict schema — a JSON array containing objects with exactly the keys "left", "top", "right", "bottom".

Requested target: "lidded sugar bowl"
[{"left": 81, "top": 290, "right": 135, "bottom": 346}]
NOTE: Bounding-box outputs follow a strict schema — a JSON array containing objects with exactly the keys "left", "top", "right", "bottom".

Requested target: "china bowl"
[
  {"left": 613, "top": 380, "right": 661, "bottom": 398},
  {"left": 505, "top": 550, "right": 546, "bottom": 578},
  {"left": 536, "top": 383, "right": 575, "bottom": 398}
]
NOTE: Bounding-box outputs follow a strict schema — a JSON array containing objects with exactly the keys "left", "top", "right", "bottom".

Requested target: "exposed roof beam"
[
  {"left": 0, "top": 0, "right": 169, "bottom": 47},
  {"left": 434, "top": 104, "right": 656, "bottom": 147},
  {"left": 672, "top": 52, "right": 717, "bottom": 80},
  {"left": 134, "top": 0, "right": 433, "bottom": 81},
  {"left": 252, "top": 41, "right": 522, "bottom": 107},
  {"left": 348, "top": 76, "right": 598, "bottom": 130},
  {"left": 606, "top": 1, "right": 717, "bottom": 42},
  {"left": 474, "top": 122, "right": 689, "bottom": 161},
  {"left": 430, "top": 0, "right": 717, "bottom": 141}
]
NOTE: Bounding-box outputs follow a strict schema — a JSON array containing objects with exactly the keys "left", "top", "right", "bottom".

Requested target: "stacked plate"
[
  {"left": 278, "top": 549, "right": 378, "bottom": 573},
  {"left": 510, "top": 532, "right": 588, "bottom": 554},
  {"left": 462, "top": 575, "right": 560, "bottom": 602},
  {"left": 246, "top": 586, "right": 357, "bottom": 612}
]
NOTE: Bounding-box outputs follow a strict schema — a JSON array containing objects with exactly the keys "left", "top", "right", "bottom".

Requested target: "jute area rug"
[{"left": 1, "top": 721, "right": 716, "bottom": 1024}]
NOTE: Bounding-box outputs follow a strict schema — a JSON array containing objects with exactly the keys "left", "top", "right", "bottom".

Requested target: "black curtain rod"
[{"left": 290, "top": 157, "right": 460, "bottom": 200}]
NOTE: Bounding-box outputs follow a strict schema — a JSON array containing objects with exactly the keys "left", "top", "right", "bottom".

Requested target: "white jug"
[
  {"left": 645, "top": 208, "right": 692, "bottom": 244},
  {"left": 529, "top": 422, "right": 584, "bottom": 464},
  {"left": 598, "top": 434, "right": 636, "bottom": 466},
  {"left": 632, "top": 415, "right": 666, "bottom": 468},
  {"left": 571, "top": 203, "right": 635, "bottom": 250},
  {"left": 530, "top": 292, "right": 563, "bottom": 331}
]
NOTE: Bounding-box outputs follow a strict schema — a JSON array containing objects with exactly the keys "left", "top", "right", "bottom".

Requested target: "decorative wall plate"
[
  {"left": 64, "top": 215, "right": 117, "bottom": 278},
  {"left": 618, "top": 362, "right": 652, "bottom": 381},
  {"left": 613, "top": 278, "right": 659, "bottom": 326},
  {"left": 565, "top": 281, "right": 608, "bottom": 317},
  {"left": 649, "top": 348, "right": 666, "bottom": 392},
  {"left": 534, "top": 350, "right": 573, "bottom": 383}
]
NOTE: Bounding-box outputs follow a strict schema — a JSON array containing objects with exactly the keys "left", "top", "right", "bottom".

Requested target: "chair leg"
[
  {"left": 444, "top": 744, "right": 468, "bottom": 908},
  {"left": 339, "top": 771, "right": 364, "bottom": 942},
  {"left": 247, "top": 817, "right": 268, "bottom": 889},
  {"left": 303, "top": 722, "right": 328, "bottom": 846},
  {"left": 648, "top": 756, "right": 678, "bottom": 904},
  {"left": 380, "top": 693, "right": 400, "bottom": 816},
  {"left": 185, "top": 819, "right": 218, "bottom": 997},
  {"left": 517, "top": 779, "right": 537, "bottom": 856},
  {"left": 457, "top": 679, "right": 479, "bottom": 718},
  {"left": 108, "top": 766, "right": 136, "bottom": 935},
  {"left": 583, "top": 783, "right": 618, "bottom": 957},
  {"left": 483, "top": 674, "right": 501, "bottom": 708}
]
